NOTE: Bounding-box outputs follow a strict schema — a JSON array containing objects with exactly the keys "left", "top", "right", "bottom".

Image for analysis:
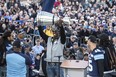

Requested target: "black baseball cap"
[
  {"left": 13, "top": 40, "right": 21, "bottom": 48},
  {"left": 88, "top": 35, "right": 97, "bottom": 43}
]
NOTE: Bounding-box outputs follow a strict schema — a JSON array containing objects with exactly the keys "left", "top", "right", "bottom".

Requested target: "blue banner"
[{"left": 41, "top": 0, "right": 55, "bottom": 13}]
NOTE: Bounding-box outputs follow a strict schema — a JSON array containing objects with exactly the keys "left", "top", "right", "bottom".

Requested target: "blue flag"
[{"left": 41, "top": 0, "right": 55, "bottom": 13}]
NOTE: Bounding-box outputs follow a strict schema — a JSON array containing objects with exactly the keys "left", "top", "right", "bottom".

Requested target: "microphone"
[
  {"left": 54, "top": 55, "right": 62, "bottom": 77},
  {"left": 54, "top": 55, "right": 62, "bottom": 63},
  {"left": 54, "top": 55, "right": 62, "bottom": 58}
]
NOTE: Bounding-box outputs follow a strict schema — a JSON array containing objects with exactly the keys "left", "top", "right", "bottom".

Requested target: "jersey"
[
  {"left": 88, "top": 47, "right": 104, "bottom": 77},
  {"left": 6, "top": 51, "right": 32, "bottom": 77}
]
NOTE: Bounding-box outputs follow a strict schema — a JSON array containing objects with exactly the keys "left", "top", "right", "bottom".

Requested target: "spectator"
[
  {"left": 87, "top": 35, "right": 104, "bottom": 77},
  {"left": 2, "top": 30, "right": 14, "bottom": 52},
  {"left": 0, "top": 30, "right": 14, "bottom": 77},
  {"left": 38, "top": 19, "right": 66, "bottom": 77},
  {"left": 33, "top": 26, "right": 40, "bottom": 36},
  {"left": 15, "top": 32, "right": 26, "bottom": 54},
  {"left": 32, "top": 39, "right": 44, "bottom": 56},
  {"left": 25, "top": 44, "right": 35, "bottom": 77},
  {"left": 69, "top": 42, "right": 83, "bottom": 60},
  {"left": 34, "top": 54, "right": 41, "bottom": 76},
  {"left": 98, "top": 33, "right": 116, "bottom": 77},
  {"left": 24, "top": 20, "right": 34, "bottom": 35},
  {"left": 6, "top": 40, "right": 32, "bottom": 77},
  {"left": 54, "top": 0, "right": 61, "bottom": 8},
  {"left": 76, "top": 47, "right": 84, "bottom": 60},
  {"left": 112, "top": 36, "right": 116, "bottom": 49},
  {"left": 83, "top": 52, "right": 89, "bottom": 61},
  {"left": 66, "top": 35, "right": 78, "bottom": 48}
]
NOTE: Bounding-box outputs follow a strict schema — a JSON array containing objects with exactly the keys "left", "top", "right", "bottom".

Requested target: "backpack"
[{"left": 103, "top": 46, "right": 116, "bottom": 71}]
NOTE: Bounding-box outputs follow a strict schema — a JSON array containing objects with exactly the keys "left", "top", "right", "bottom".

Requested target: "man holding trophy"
[{"left": 37, "top": 15, "right": 66, "bottom": 77}]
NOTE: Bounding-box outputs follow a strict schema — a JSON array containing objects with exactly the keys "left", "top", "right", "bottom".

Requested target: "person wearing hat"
[
  {"left": 38, "top": 19, "right": 66, "bottom": 77},
  {"left": 87, "top": 35, "right": 104, "bottom": 77},
  {"left": 6, "top": 40, "right": 32, "bottom": 77},
  {"left": 69, "top": 42, "right": 83, "bottom": 60},
  {"left": 66, "top": 35, "right": 77, "bottom": 48}
]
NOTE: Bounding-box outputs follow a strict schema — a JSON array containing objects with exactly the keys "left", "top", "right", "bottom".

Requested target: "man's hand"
[{"left": 55, "top": 19, "right": 64, "bottom": 27}]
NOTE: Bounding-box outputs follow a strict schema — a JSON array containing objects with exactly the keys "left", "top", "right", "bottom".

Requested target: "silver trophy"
[{"left": 36, "top": 11, "right": 78, "bottom": 26}]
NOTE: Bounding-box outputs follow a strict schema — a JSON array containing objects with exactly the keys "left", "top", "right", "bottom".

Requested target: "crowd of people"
[{"left": 0, "top": 0, "right": 116, "bottom": 77}]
